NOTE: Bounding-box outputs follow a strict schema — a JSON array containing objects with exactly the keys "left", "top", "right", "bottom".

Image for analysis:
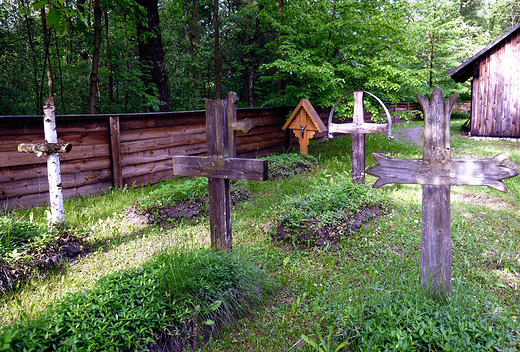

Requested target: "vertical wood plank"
[
  {"left": 422, "top": 185, "right": 452, "bottom": 293},
  {"left": 208, "top": 177, "right": 232, "bottom": 250},
  {"left": 206, "top": 98, "right": 232, "bottom": 250},
  {"left": 417, "top": 86, "right": 458, "bottom": 295},
  {"left": 227, "top": 92, "right": 239, "bottom": 158},
  {"left": 352, "top": 91, "right": 365, "bottom": 183},
  {"left": 109, "top": 116, "right": 123, "bottom": 187}
]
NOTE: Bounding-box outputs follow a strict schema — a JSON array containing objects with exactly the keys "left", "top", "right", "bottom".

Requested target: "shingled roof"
[{"left": 448, "top": 23, "right": 520, "bottom": 83}]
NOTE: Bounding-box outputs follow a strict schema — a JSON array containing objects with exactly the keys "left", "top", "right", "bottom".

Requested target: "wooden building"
[{"left": 449, "top": 23, "right": 520, "bottom": 137}]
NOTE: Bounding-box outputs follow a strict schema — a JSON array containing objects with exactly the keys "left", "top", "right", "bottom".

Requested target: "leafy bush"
[
  {"left": 1, "top": 248, "right": 269, "bottom": 351},
  {"left": 331, "top": 279, "right": 520, "bottom": 351},
  {"left": 265, "top": 153, "right": 318, "bottom": 179},
  {"left": 0, "top": 216, "right": 45, "bottom": 258}
]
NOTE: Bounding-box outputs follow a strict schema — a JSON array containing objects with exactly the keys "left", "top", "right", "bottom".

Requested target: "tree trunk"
[
  {"left": 276, "top": 0, "right": 284, "bottom": 96},
  {"left": 192, "top": 0, "right": 199, "bottom": 90},
  {"left": 104, "top": 8, "right": 114, "bottom": 106},
  {"left": 89, "top": 0, "right": 101, "bottom": 114},
  {"left": 136, "top": 0, "right": 170, "bottom": 111},
  {"left": 41, "top": 6, "right": 53, "bottom": 99},
  {"left": 213, "top": 0, "right": 221, "bottom": 99},
  {"left": 21, "top": 0, "right": 40, "bottom": 113}
]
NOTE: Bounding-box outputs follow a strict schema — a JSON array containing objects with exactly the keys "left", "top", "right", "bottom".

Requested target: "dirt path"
[{"left": 395, "top": 126, "right": 424, "bottom": 146}]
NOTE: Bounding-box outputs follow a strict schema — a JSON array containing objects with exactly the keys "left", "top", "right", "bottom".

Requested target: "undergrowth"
[
  {"left": 324, "top": 278, "right": 520, "bottom": 351},
  {"left": 0, "top": 248, "right": 269, "bottom": 351}
]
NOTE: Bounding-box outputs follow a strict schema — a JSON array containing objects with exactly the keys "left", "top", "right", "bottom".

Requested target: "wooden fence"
[
  {"left": 0, "top": 107, "right": 291, "bottom": 208},
  {"left": 0, "top": 100, "right": 465, "bottom": 209}
]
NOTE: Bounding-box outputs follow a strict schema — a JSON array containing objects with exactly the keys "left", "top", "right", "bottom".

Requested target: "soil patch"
[
  {"left": 272, "top": 204, "right": 382, "bottom": 248},
  {"left": 0, "top": 232, "right": 89, "bottom": 296},
  {"left": 126, "top": 187, "right": 250, "bottom": 227}
]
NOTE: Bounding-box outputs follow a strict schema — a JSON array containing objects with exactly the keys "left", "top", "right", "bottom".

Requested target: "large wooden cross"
[
  {"left": 328, "top": 91, "right": 392, "bottom": 183},
  {"left": 17, "top": 97, "right": 72, "bottom": 224},
  {"left": 366, "top": 86, "right": 518, "bottom": 295},
  {"left": 172, "top": 92, "right": 268, "bottom": 251}
]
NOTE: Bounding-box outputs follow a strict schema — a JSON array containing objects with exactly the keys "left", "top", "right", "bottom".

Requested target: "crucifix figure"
[
  {"left": 328, "top": 91, "right": 393, "bottom": 183},
  {"left": 172, "top": 92, "right": 268, "bottom": 251},
  {"left": 18, "top": 97, "right": 72, "bottom": 224},
  {"left": 366, "top": 86, "right": 518, "bottom": 295}
]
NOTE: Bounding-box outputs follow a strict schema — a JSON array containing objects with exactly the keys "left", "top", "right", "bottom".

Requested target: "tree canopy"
[{"left": 0, "top": 0, "right": 517, "bottom": 115}]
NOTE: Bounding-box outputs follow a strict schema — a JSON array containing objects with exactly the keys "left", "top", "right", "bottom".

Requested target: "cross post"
[
  {"left": 17, "top": 97, "right": 72, "bottom": 224},
  {"left": 328, "top": 91, "right": 392, "bottom": 183},
  {"left": 172, "top": 92, "right": 268, "bottom": 251},
  {"left": 367, "top": 86, "right": 518, "bottom": 295}
]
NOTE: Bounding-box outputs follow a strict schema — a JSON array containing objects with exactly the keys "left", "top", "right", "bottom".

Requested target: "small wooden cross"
[
  {"left": 17, "top": 97, "right": 72, "bottom": 224},
  {"left": 328, "top": 91, "right": 393, "bottom": 183},
  {"left": 172, "top": 92, "right": 268, "bottom": 251},
  {"left": 366, "top": 86, "right": 519, "bottom": 295},
  {"left": 282, "top": 99, "right": 327, "bottom": 155}
]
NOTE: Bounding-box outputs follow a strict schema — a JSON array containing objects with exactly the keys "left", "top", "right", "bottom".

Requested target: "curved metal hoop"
[{"left": 327, "top": 91, "right": 393, "bottom": 139}]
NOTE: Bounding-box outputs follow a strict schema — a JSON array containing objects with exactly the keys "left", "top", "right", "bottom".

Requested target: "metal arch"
[{"left": 327, "top": 90, "right": 394, "bottom": 139}]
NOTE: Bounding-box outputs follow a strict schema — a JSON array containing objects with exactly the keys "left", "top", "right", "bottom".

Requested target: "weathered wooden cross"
[
  {"left": 366, "top": 86, "right": 518, "bottom": 295},
  {"left": 172, "top": 92, "right": 268, "bottom": 251},
  {"left": 17, "top": 97, "right": 72, "bottom": 224},
  {"left": 328, "top": 91, "right": 393, "bottom": 183}
]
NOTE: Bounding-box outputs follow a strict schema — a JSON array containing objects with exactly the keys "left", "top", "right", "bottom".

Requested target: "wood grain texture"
[
  {"left": 367, "top": 153, "right": 517, "bottom": 192},
  {"left": 173, "top": 156, "right": 268, "bottom": 181}
]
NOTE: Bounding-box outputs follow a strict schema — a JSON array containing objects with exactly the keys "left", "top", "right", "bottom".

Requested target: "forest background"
[{"left": 0, "top": 0, "right": 519, "bottom": 116}]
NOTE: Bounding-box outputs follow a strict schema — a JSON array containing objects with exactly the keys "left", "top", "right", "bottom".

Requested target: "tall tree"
[
  {"left": 136, "top": 0, "right": 170, "bottom": 111},
  {"left": 89, "top": 0, "right": 101, "bottom": 114}
]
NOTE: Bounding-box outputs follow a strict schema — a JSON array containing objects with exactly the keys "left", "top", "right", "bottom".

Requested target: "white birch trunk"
[{"left": 43, "top": 97, "right": 65, "bottom": 224}]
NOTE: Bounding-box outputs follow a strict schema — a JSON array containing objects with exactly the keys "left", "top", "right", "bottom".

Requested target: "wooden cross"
[
  {"left": 282, "top": 99, "right": 327, "bottom": 155},
  {"left": 172, "top": 92, "right": 268, "bottom": 251},
  {"left": 328, "top": 91, "right": 392, "bottom": 183},
  {"left": 366, "top": 86, "right": 519, "bottom": 295},
  {"left": 17, "top": 97, "right": 72, "bottom": 224}
]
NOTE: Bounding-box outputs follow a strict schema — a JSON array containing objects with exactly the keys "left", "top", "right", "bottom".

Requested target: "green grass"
[{"left": 1, "top": 119, "right": 520, "bottom": 351}]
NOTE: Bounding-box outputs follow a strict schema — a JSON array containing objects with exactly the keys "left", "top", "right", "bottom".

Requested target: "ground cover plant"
[
  {"left": 0, "top": 248, "right": 269, "bottom": 351},
  {"left": 1, "top": 119, "right": 519, "bottom": 351}
]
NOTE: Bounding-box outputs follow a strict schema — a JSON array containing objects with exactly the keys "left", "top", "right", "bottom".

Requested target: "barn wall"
[
  {"left": 0, "top": 108, "right": 290, "bottom": 209},
  {"left": 471, "top": 30, "right": 520, "bottom": 137}
]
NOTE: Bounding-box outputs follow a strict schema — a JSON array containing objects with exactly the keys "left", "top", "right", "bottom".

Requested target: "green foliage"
[
  {"left": 0, "top": 216, "right": 45, "bottom": 258},
  {"left": 334, "top": 279, "right": 520, "bottom": 351},
  {"left": 2, "top": 248, "right": 268, "bottom": 351},
  {"left": 265, "top": 152, "right": 318, "bottom": 179}
]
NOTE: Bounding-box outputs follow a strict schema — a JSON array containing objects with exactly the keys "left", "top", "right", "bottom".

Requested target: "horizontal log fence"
[
  {"left": 0, "top": 108, "right": 291, "bottom": 208},
  {"left": 0, "top": 101, "right": 464, "bottom": 209}
]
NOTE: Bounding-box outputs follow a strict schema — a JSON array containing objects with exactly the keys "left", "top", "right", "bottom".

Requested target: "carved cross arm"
[
  {"left": 173, "top": 156, "right": 268, "bottom": 181},
  {"left": 367, "top": 152, "right": 518, "bottom": 192}
]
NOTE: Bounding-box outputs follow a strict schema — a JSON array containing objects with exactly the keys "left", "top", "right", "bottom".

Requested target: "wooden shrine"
[
  {"left": 17, "top": 97, "right": 72, "bottom": 224},
  {"left": 366, "top": 86, "right": 519, "bottom": 295},
  {"left": 172, "top": 92, "right": 268, "bottom": 251},
  {"left": 282, "top": 99, "right": 327, "bottom": 155},
  {"left": 328, "top": 91, "right": 393, "bottom": 183}
]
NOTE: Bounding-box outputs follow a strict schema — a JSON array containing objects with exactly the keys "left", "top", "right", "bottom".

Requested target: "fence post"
[{"left": 109, "top": 116, "right": 123, "bottom": 187}]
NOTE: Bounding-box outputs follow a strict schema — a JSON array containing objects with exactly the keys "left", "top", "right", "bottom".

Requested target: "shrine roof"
[
  {"left": 282, "top": 99, "right": 327, "bottom": 133},
  {"left": 448, "top": 23, "right": 520, "bottom": 83}
]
